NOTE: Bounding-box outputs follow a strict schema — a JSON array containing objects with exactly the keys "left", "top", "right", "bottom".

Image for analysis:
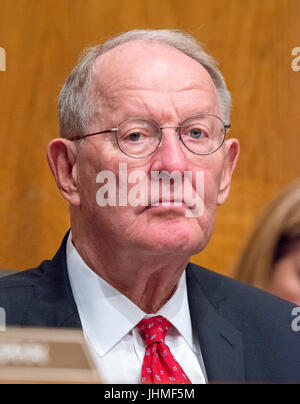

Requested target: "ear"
[
  {"left": 217, "top": 138, "right": 240, "bottom": 205},
  {"left": 47, "top": 138, "right": 81, "bottom": 206}
]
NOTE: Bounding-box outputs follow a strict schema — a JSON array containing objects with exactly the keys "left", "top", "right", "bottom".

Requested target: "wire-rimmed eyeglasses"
[{"left": 69, "top": 113, "right": 231, "bottom": 159}]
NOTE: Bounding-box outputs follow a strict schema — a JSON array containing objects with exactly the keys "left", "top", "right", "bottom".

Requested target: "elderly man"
[{"left": 0, "top": 30, "right": 299, "bottom": 384}]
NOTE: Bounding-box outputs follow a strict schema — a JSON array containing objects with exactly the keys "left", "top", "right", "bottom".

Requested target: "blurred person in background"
[{"left": 234, "top": 179, "right": 300, "bottom": 306}]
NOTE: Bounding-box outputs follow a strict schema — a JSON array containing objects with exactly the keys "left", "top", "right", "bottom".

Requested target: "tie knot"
[{"left": 137, "top": 316, "right": 172, "bottom": 347}]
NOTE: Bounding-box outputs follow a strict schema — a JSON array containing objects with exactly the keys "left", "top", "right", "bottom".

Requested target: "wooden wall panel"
[{"left": 0, "top": 0, "right": 299, "bottom": 275}]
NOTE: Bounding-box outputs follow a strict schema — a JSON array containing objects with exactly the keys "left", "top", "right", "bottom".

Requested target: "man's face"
[{"left": 73, "top": 42, "right": 238, "bottom": 257}]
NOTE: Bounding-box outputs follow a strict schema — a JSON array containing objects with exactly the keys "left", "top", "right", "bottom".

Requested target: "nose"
[{"left": 150, "top": 128, "right": 189, "bottom": 174}]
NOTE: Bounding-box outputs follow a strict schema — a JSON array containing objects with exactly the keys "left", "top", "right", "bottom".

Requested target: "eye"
[
  {"left": 183, "top": 126, "right": 208, "bottom": 141},
  {"left": 188, "top": 128, "right": 205, "bottom": 139},
  {"left": 121, "top": 131, "right": 146, "bottom": 143},
  {"left": 127, "top": 132, "right": 142, "bottom": 142}
]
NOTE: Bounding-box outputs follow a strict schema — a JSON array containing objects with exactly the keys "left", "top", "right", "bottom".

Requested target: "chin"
[{"left": 142, "top": 221, "right": 207, "bottom": 257}]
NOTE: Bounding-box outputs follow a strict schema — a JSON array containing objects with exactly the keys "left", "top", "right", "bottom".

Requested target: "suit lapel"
[{"left": 186, "top": 264, "right": 245, "bottom": 384}]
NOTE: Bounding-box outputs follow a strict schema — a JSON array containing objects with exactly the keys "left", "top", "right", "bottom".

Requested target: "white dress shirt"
[{"left": 66, "top": 233, "right": 207, "bottom": 384}]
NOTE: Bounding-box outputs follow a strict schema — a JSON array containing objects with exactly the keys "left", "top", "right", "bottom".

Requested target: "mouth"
[
  {"left": 145, "top": 199, "right": 188, "bottom": 211},
  {"left": 150, "top": 200, "right": 185, "bottom": 207}
]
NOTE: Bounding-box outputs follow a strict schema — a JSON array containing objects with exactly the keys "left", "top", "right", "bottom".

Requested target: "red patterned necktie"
[{"left": 137, "top": 316, "right": 192, "bottom": 384}]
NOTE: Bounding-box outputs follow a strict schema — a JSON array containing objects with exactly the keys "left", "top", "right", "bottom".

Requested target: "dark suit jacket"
[{"left": 0, "top": 232, "right": 299, "bottom": 384}]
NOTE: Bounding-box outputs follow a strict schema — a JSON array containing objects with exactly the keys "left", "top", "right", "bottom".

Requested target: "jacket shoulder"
[
  {"left": 0, "top": 264, "right": 47, "bottom": 325},
  {"left": 0, "top": 232, "right": 79, "bottom": 328},
  {"left": 187, "top": 263, "right": 299, "bottom": 358},
  {"left": 0, "top": 264, "right": 47, "bottom": 287},
  {"left": 187, "top": 262, "right": 297, "bottom": 322}
]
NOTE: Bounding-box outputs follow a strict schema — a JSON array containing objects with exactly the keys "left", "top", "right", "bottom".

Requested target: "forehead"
[{"left": 92, "top": 41, "right": 220, "bottom": 121}]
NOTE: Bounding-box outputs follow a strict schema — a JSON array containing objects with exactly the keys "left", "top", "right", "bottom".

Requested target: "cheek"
[
  {"left": 77, "top": 143, "right": 120, "bottom": 199},
  {"left": 78, "top": 159, "right": 144, "bottom": 227},
  {"left": 181, "top": 165, "right": 222, "bottom": 240},
  {"left": 204, "top": 172, "right": 222, "bottom": 206},
  {"left": 191, "top": 158, "right": 223, "bottom": 210}
]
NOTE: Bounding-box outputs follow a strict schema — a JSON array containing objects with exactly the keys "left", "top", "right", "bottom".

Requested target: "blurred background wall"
[{"left": 0, "top": 0, "right": 299, "bottom": 276}]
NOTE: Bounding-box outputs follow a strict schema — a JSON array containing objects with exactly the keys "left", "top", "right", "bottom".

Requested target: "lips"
[
  {"left": 150, "top": 199, "right": 186, "bottom": 207},
  {"left": 145, "top": 195, "right": 195, "bottom": 210}
]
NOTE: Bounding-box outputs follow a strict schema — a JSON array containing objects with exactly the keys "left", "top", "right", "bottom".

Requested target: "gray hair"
[{"left": 58, "top": 29, "right": 232, "bottom": 139}]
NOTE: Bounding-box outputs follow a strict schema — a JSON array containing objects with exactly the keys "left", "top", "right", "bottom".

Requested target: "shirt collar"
[
  {"left": 155, "top": 272, "right": 196, "bottom": 353},
  {"left": 66, "top": 233, "right": 196, "bottom": 357}
]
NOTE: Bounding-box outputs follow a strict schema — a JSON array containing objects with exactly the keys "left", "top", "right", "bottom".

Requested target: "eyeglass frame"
[{"left": 69, "top": 112, "right": 231, "bottom": 159}]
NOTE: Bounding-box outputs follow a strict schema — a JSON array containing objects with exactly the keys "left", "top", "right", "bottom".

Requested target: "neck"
[{"left": 71, "top": 229, "right": 190, "bottom": 314}]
